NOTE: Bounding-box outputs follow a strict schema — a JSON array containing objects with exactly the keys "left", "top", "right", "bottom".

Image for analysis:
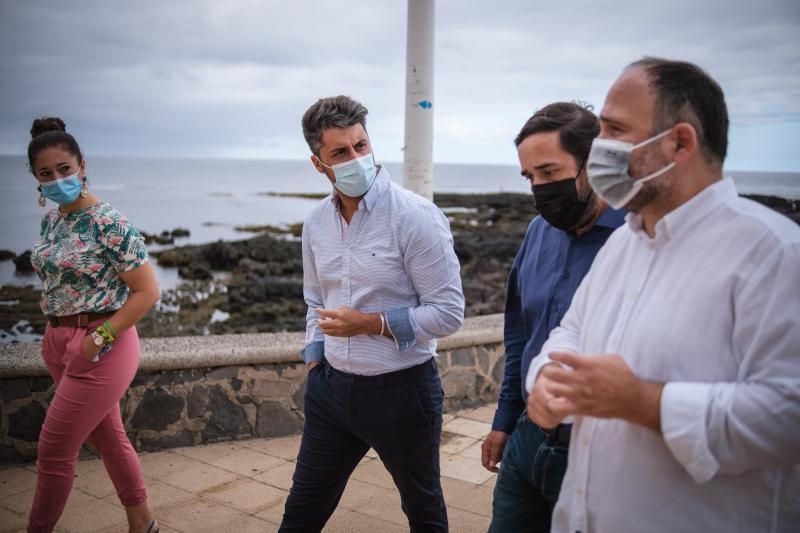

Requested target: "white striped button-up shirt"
[
  {"left": 526, "top": 178, "right": 800, "bottom": 533},
  {"left": 301, "top": 166, "right": 464, "bottom": 375}
]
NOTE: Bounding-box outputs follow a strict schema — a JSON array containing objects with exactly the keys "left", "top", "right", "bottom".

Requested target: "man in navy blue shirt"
[{"left": 482, "top": 102, "right": 625, "bottom": 532}]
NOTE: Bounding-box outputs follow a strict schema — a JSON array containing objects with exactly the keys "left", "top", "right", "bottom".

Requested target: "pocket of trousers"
[{"left": 413, "top": 380, "right": 443, "bottom": 429}]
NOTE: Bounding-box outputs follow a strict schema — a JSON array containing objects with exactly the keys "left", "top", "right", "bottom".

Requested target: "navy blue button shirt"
[{"left": 492, "top": 207, "right": 626, "bottom": 434}]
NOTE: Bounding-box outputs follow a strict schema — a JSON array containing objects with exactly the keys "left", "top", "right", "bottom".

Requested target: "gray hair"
[{"left": 302, "top": 95, "right": 369, "bottom": 156}]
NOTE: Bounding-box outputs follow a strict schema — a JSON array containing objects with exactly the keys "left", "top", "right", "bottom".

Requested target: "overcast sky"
[{"left": 1, "top": 0, "right": 798, "bottom": 171}]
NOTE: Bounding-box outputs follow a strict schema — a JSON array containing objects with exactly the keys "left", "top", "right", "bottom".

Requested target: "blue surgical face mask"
[
  {"left": 39, "top": 173, "right": 84, "bottom": 205},
  {"left": 319, "top": 152, "right": 377, "bottom": 198}
]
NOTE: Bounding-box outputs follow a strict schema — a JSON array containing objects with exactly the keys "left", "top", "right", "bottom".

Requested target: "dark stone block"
[
  {"left": 201, "top": 386, "right": 251, "bottom": 442},
  {"left": 30, "top": 377, "right": 53, "bottom": 393},
  {"left": 478, "top": 352, "right": 490, "bottom": 374},
  {"left": 256, "top": 400, "right": 304, "bottom": 438},
  {"left": 293, "top": 378, "right": 307, "bottom": 412},
  {"left": 1, "top": 378, "right": 31, "bottom": 401},
  {"left": 0, "top": 441, "right": 26, "bottom": 465},
  {"left": 187, "top": 385, "right": 210, "bottom": 418},
  {"left": 451, "top": 348, "right": 475, "bottom": 367},
  {"left": 436, "top": 354, "right": 450, "bottom": 369},
  {"left": 155, "top": 369, "right": 203, "bottom": 386},
  {"left": 130, "top": 373, "right": 151, "bottom": 388},
  {"left": 139, "top": 429, "right": 195, "bottom": 452},
  {"left": 130, "top": 388, "right": 184, "bottom": 431},
  {"left": 491, "top": 357, "right": 505, "bottom": 385},
  {"left": 8, "top": 401, "right": 46, "bottom": 441},
  {"left": 230, "top": 377, "right": 243, "bottom": 391},
  {"left": 207, "top": 366, "right": 237, "bottom": 380}
]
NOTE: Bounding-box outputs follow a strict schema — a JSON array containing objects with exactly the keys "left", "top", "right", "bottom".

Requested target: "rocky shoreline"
[{"left": 1, "top": 192, "right": 798, "bottom": 341}]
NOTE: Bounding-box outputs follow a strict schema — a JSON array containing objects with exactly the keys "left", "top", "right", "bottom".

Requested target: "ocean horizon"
[{"left": 2, "top": 154, "right": 799, "bottom": 290}]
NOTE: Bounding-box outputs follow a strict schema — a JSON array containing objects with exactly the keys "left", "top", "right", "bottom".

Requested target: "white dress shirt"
[
  {"left": 526, "top": 178, "right": 800, "bottom": 533},
  {"left": 301, "top": 166, "right": 464, "bottom": 375}
]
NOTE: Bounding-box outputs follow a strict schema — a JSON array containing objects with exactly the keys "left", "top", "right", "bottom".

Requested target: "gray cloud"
[{"left": 1, "top": 0, "right": 798, "bottom": 169}]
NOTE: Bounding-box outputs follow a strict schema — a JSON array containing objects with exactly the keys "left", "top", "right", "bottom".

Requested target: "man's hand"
[
  {"left": 527, "top": 363, "right": 568, "bottom": 429},
  {"left": 538, "top": 351, "right": 664, "bottom": 432},
  {"left": 317, "top": 307, "right": 381, "bottom": 337},
  {"left": 481, "top": 430, "right": 510, "bottom": 472}
]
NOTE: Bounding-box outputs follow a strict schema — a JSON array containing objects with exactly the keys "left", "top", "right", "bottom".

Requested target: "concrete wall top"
[{"left": 0, "top": 314, "right": 504, "bottom": 378}]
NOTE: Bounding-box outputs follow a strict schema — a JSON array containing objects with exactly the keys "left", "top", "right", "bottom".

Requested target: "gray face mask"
[{"left": 586, "top": 129, "right": 675, "bottom": 209}]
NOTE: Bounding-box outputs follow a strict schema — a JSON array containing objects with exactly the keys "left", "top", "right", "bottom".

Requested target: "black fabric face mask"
[{"left": 532, "top": 177, "right": 590, "bottom": 231}]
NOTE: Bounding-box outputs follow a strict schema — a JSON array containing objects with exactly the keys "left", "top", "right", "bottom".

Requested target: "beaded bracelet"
[
  {"left": 103, "top": 320, "right": 117, "bottom": 341},
  {"left": 96, "top": 324, "right": 115, "bottom": 345}
]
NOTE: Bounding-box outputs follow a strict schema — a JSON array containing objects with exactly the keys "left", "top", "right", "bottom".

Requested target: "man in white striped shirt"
[
  {"left": 280, "top": 95, "right": 464, "bottom": 532},
  {"left": 526, "top": 58, "right": 800, "bottom": 532}
]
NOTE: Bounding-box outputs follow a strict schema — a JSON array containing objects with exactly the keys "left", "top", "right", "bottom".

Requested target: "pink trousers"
[{"left": 27, "top": 320, "right": 147, "bottom": 533}]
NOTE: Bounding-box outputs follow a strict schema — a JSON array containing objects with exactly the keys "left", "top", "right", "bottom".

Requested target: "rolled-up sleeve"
[
  {"left": 301, "top": 220, "right": 324, "bottom": 364},
  {"left": 386, "top": 203, "right": 464, "bottom": 352},
  {"left": 661, "top": 244, "right": 800, "bottom": 483}
]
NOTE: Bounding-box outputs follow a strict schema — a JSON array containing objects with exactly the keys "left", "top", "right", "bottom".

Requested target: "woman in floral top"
[{"left": 26, "top": 117, "right": 160, "bottom": 533}]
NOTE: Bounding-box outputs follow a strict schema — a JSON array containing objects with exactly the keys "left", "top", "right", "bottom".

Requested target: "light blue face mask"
[
  {"left": 319, "top": 152, "right": 377, "bottom": 198},
  {"left": 39, "top": 173, "right": 84, "bottom": 205}
]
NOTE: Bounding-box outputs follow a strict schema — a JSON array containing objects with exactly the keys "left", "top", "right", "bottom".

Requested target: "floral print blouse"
[{"left": 30, "top": 202, "right": 149, "bottom": 316}]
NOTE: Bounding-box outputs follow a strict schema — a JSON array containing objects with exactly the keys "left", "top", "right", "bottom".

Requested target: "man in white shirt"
[{"left": 526, "top": 57, "right": 800, "bottom": 533}]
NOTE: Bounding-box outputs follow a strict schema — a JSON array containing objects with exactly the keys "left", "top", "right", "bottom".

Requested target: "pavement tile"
[
  {"left": 483, "top": 474, "right": 497, "bottom": 488},
  {"left": 55, "top": 497, "right": 125, "bottom": 533},
  {"left": 440, "top": 432, "right": 478, "bottom": 455},
  {"left": 254, "top": 500, "right": 288, "bottom": 525},
  {"left": 457, "top": 439, "right": 484, "bottom": 460},
  {"left": 0, "top": 506, "right": 27, "bottom": 533},
  {"left": 349, "top": 460, "right": 395, "bottom": 490},
  {"left": 206, "top": 447, "right": 286, "bottom": 477},
  {"left": 104, "top": 479, "right": 195, "bottom": 515},
  {"left": 458, "top": 405, "right": 496, "bottom": 424},
  {"left": 170, "top": 443, "right": 242, "bottom": 463},
  {"left": 0, "top": 487, "right": 94, "bottom": 517},
  {"left": 197, "top": 514, "right": 277, "bottom": 533},
  {"left": 343, "top": 487, "right": 406, "bottom": 526},
  {"left": 447, "top": 483, "right": 494, "bottom": 517},
  {"left": 202, "top": 478, "right": 287, "bottom": 514},
  {"left": 338, "top": 478, "right": 396, "bottom": 511},
  {"left": 156, "top": 497, "right": 251, "bottom": 533},
  {"left": 72, "top": 463, "right": 118, "bottom": 499},
  {"left": 160, "top": 462, "right": 239, "bottom": 494},
  {"left": 441, "top": 476, "right": 480, "bottom": 505},
  {"left": 324, "top": 509, "right": 408, "bottom": 533},
  {"left": 440, "top": 453, "right": 494, "bottom": 485},
  {"left": 365, "top": 447, "right": 379, "bottom": 459},
  {"left": 238, "top": 436, "right": 301, "bottom": 461},
  {"left": 252, "top": 462, "right": 297, "bottom": 491},
  {"left": 137, "top": 451, "right": 198, "bottom": 481},
  {"left": 442, "top": 417, "right": 492, "bottom": 439},
  {"left": 0, "top": 467, "right": 37, "bottom": 499},
  {"left": 447, "top": 506, "right": 492, "bottom": 532}
]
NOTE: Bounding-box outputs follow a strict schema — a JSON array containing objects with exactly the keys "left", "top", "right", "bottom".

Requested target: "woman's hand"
[{"left": 81, "top": 334, "right": 102, "bottom": 362}]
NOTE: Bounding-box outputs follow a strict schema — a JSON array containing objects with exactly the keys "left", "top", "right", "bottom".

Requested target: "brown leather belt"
[{"left": 47, "top": 312, "right": 114, "bottom": 328}]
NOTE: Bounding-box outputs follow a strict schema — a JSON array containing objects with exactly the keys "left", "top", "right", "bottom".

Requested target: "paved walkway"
[{"left": 0, "top": 405, "right": 497, "bottom": 532}]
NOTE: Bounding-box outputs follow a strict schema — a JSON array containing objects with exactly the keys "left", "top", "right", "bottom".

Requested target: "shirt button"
[
  {"left": 562, "top": 272, "right": 570, "bottom": 279},
  {"left": 582, "top": 438, "right": 589, "bottom": 446},
  {"left": 576, "top": 489, "right": 584, "bottom": 496}
]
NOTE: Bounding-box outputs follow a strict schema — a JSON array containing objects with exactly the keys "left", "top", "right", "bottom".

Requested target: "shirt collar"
[{"left": 625, "top": 177, "right": 737, "bottom": 240}]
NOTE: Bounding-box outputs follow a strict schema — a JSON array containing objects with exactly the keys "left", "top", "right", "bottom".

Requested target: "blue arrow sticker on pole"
[{"left": 417, "top": 100, "right": 432, "bottom": 109}]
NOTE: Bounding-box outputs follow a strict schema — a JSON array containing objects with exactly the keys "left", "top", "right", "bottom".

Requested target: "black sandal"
[{"left": 146, "top": 519, "right": 159, "bottom": 533}]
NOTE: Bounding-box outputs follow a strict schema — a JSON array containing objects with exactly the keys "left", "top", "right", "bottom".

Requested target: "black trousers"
[{"left": 279, "top": 358, "right": 448, "bottom": 532}]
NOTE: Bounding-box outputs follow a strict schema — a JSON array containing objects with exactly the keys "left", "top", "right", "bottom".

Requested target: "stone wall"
[{"left": 0, "top": 315, "right": 504, "bottom": 464}]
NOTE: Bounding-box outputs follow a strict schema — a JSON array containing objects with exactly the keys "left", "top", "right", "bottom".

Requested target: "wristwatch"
[{"left": 90, "top": 331, "right": 106, "bottom": 348}]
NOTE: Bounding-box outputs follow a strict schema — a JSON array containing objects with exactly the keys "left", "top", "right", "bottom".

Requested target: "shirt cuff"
[
  {"left": 385, "top": 308, "right": 416, "bottom": 352},
  {"left": 660, "top": 382, "right": 720, "bottom": 484},
  {"left": 525, "top": 353, "right": 553, "bottom": 393},
  {"left": 301, "top": 341, "right": 325, "bottom": 364},
  {"left": 491, "top": 409, "right": 520, "bottom": 434}
]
